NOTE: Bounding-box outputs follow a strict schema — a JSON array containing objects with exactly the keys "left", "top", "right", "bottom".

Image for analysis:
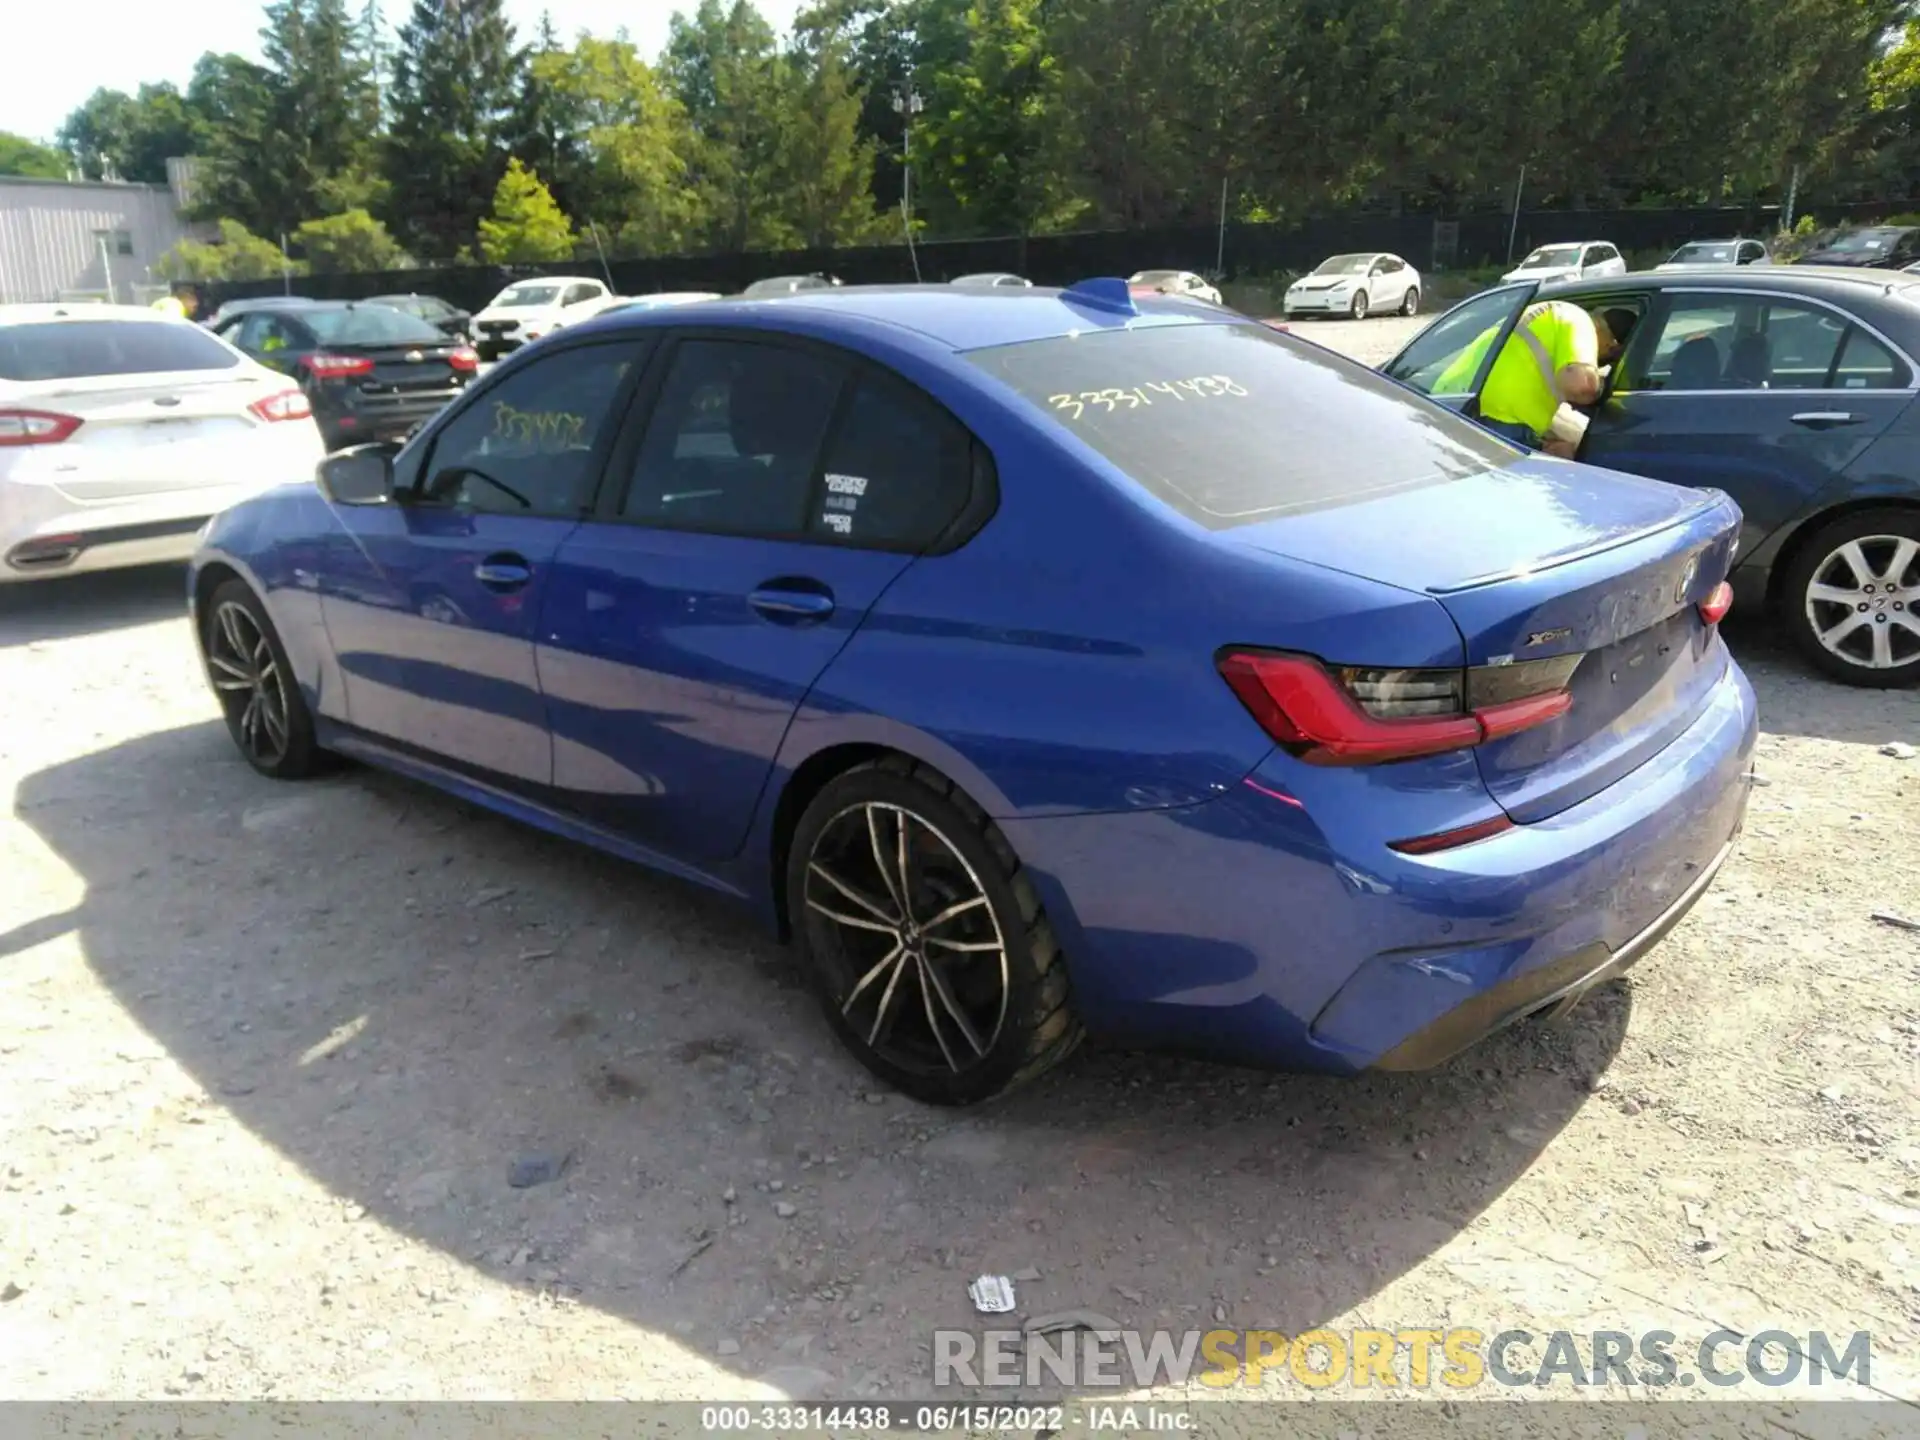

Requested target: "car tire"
[
  {"left": 1780, "top": 508, "right": 1920, "bottom": 687},
  {"left": 1349, "top": 290, "right": 1370, "bottom": 320},
  {"left": 1401, "top": 287, "right": 1421, "bottom": 316},
  {"left": 786, "top": 756, "right": 1083, "bottom": 1106},
  {"left": 202, "top": 579, "right": 328, "bottom": 779}
]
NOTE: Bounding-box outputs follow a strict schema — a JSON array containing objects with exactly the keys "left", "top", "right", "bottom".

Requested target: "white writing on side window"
[
  {"left": 822, "top": 512, "right": 853, "bottom": 534},
  {"left": 825, "top": 473, "right": 869, "bottom": 496}
]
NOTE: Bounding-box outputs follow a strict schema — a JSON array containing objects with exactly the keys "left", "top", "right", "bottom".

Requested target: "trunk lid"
[
  {"left": 1232, "top": 458, "right": 1742, "bottom": 821},
  {"left": 323, "top": 340, "right": 466, "bottom": 393}
]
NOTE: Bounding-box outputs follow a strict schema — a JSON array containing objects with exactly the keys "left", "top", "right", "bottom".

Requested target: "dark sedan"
[
  {"left": 1384, "top": 266, "right": 1920, "bottom": 686},
  {"left": 1794, "top": 226, "right": 1920, "bottom": 270},
  {"left": 365, "top": 292, "right": 472, "bottom": 341},
  {"left": 212, "top": 300, "right": 477, "bottom": 451}
]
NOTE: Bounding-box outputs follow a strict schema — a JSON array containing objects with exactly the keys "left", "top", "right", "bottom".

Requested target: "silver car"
[
  {"left": 0, "top": 304, "right": 324, "bottom": 582},
  {"left": 1656, "top": 238, "right": 1772, "bottom": 271}
]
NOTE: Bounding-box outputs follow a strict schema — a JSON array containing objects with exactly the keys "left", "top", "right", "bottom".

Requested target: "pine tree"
[
  {"left": 258, "top": 0, "right": 382, "bottom": 228},
  {"left": 478, "top": 158, "right": 576, "bottom": 261},
  {"left": 383, "top": 0, "right": 524, "bottom": 259}
]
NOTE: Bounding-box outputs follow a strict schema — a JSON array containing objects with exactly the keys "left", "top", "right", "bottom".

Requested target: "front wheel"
[
  {"left": 202, "top": 579, "right": 327, "bottom": 777},
  {"left": 1781, "top": 509, "right": 1920, "bottom": 686},
  {"left": 1349, "top": 290, "right": 1370, "bottom": 320},
  {"left": 1401, "top": 287, "right": 1421, "bottom": 316},
  {"left": 787, "top": 758, "right": 1082, "bottom": 1106}
]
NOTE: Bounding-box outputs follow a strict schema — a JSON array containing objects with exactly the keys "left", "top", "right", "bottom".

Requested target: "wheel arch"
[{"left": 1764, "top": 495, "right": 1920, "bottom": 613}]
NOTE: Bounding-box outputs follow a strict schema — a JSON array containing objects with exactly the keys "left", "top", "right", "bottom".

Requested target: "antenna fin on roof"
[{"left": 1061, "top": 277, "right": 1138, "bottom": 315}]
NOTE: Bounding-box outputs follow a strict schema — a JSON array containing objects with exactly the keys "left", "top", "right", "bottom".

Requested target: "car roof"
[
  {"left": 0, "top": 302, "right": 186, "bottom": 324},
  {"left": 1544, "top": 265, "right": 1920, "bottom": 296},
  {"left": 573, "top": 281, "right": 1236, "bottom": 353}
]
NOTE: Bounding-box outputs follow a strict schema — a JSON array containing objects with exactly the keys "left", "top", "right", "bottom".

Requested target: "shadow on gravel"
[
  {"left": 1720, "top": 616, "right": 1919, "bottom": 750},
  {"left": 0, "top": 564, "right": 189, "bottom": 647},
  {"left": 17, "top": 720, "right": 1626, "bottom": 1398}
]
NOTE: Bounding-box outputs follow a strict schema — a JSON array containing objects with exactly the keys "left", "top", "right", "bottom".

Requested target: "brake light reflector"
[
  {"left": 248, "top": 389, "right": 313, "bottom": 423},
  {"left": 448, "top": 346, "right": 479, "bottom": 372},
  {"left": 1388, "top": 813, "right": 1515, "bottom": 855},
  {"left": 1217, "top": 649, "right": 1573, "bottom": 766},
  {"left": 307, "top": 352, "right": 376, "bottom": 379},
  {"left": 0, "top": 408, "right": 82, "bottom": 446},
  {"left": 1698, "top": 581, "right": 1733, "bottom": 625}
]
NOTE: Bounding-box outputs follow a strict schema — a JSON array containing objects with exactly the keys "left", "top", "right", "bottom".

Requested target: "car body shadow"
[
  {"left": 0, "top": 565, "right": 189, "bottom": 647},
  {"left": 1720, "top": 616, "right": 1918, "bottom": 748},
  {"left": 11, "top": 721, "right": 1625, "bottom": 1397}
]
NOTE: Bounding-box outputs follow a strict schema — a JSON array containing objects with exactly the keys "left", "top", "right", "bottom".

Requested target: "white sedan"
[
  {"left": 1127, "top": 270, "right": 1223, "bottom": 305},
  {"left": 0, "top": 304, "right": 323, "bottom": 583},
  {"left": 1283, "top": 253, "right": 1423, "bottom": 320}
]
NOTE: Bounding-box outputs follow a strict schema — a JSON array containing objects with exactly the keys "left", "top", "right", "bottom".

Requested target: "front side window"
[
  {"left": 1381, "top": 284, "right": 1532, "bottom": 398},
  {"left": 967, "top": 320, "right": 1512, "bottom": 530},
  {"left": 419, "top": 341, "right": 644, "bottom": 516},
  {"left": 621, "top": 340, "right": 848, "bottom": 534}
]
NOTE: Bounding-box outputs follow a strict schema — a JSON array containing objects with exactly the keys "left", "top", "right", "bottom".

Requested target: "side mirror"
[{"left": 316, "top": 445, "right": 395, "bottom": 505}]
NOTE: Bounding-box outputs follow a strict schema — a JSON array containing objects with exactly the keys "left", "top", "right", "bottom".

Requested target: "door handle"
[
  {"left": 749, "top": 585, "right": 835, "bottom": 623},
  {"left": 1790, "top": 411, "right": 1862, "bottom": 428},
  {"left": 474, "top": 554, "right": 532, "bottom": 591}
]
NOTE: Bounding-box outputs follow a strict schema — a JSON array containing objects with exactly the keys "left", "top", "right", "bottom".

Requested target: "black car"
[
  {"left": 740, "top": 274, "right": 840, "bottom": 297},
  {"left": 1383, "top": 265, "right": 1920, "bottom": 685},
  {"left": 1794, "top": 226, "right": 1920, "bottom": 270},
  {"left": 366, "top": 292, "right": 473, "bottom": 341},
  {"left": 211, "top": 299, "right": 477, "bottom": 451}
]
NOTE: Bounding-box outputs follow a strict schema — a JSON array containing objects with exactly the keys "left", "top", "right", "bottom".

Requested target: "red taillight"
[
  {"left": 0, "top": 408, "right": 83, "bottom": 446},
  {"left": 448, "top": 346, "right": 479, "bottom": 372},
  {"left": 1698, "top": 581, "right": 1734, "bottom": 625},
  {"left": 306, "top": 352, "right": 375, "bottom": 379},
  {"left": 1216, "top": 650, "right": 1571, "bottom": 766},
  {"left": 248, "top": 389, "right": 313, "bottom": 423}
]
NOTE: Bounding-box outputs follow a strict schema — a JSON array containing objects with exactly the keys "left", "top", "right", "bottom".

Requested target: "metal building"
[{"left": 0, "top": 162, "right": 209, "bottom": 304}]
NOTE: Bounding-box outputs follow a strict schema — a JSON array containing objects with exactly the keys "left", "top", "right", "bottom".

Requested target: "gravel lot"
[{"left": 3, "top": 313, "right": 1919, "bottom": 1409}]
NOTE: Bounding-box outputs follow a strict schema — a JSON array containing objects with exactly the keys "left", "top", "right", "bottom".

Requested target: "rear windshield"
[
  {"left": 966, "top": 321, "right": 1513, "bottom": 529},
  {"left": 1518, "top": 246, "right": 1582, "bottom": 268},
  {"left": 0, "top": 319, "right": 239, "bottom": 381},
  {"left": 1671, "top": 243, "right": 1736, "bottom": 263},
  {"left": 303, "top": 306, "right": 444, "bottom": 345}
]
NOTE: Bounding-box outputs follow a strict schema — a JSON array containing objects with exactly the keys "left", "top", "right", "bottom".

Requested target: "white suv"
[
  {"left": 470, "top": 277, "right": 613, "bottom": 361},
  {"left": 1501, "top": 242, "right": 1628, "bottom": 285}
]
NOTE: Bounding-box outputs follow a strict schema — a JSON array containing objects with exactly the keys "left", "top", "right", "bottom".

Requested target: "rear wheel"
[
  {"left": 1401, "top": 287, "right": 1421, "bottom": 316},
  {"left": 1349, "top": 290, "right": 1370, "bottom": 320},
  {"left": 787, "top": 758, "right": 1082, "bottom": 1106},
  {"left": 202, "top": 579, "right": 326, "bottom": 778},
  {"left": 1782, "top": 508, "right": 1920, "bottom": 686}
]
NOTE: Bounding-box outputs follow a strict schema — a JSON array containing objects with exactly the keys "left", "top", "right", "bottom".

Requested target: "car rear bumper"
[
  {"left": 1000, "top": 657, "right": 1757, "bottom": 1074},
  {"left": 318, "top": 388, "right": 462, "bottom": 445}
]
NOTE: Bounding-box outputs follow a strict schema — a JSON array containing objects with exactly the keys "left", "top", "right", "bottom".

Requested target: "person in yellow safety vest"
[
  {"left": 1433, "top": 301, "right": 1634, "bottom": 456},
  {"left": 150, "top": 292, "right": 188, "bottom": 320}
]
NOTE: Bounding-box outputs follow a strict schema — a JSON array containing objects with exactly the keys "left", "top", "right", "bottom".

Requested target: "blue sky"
[{"left": 6, "top": 0, "right": 805, "bottom": 143}]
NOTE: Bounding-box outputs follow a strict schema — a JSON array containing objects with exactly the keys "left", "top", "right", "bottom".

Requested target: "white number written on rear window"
[{"left": 1046, "top": 375, "right": 1248, "bottom": 420}]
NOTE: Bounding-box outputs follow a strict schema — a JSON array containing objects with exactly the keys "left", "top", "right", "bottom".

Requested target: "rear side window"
[
  {"left": 810, "top": 372, "right": 975, "bottom": 548},
  {"left": 0, "top": 320, "right": 239, "bottom": 381},
  {"left": 967, "top": 322, "right": 1514, "bottom": 528},
  {"left": 304, "top": 306, "right": 443, "bottom": 346},
  {"left": 622, "top": 339, "right": 848, "bottom": 534}
]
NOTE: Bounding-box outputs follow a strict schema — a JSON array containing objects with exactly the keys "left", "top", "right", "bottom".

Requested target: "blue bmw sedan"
[{"left": 188, "top": 278, "right": 1756, "bottom": 1105}]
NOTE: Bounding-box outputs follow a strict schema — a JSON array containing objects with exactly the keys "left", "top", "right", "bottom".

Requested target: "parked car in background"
[
  {"left": 594, "top": 292, "right": 723, "bottom": 316},
  {"left": 190, "top": 277, "right": 1754, "bottom": 1104},
  {"left": 742, "top": 274, "right": 841, "bottom": 298},
  {"left": 210, "top": 299, "right": 476, "bottom": 451},
  {"left": 1381, "top": 266, "right": 1920, "bottom": 686},
  {"left": 1283, "top": 253, "right": 1423, "bottom": 320},
  {"left": 951, "top": 273, "right": 1033, "bottom": 289},
  {"left": 366, "top": 292, "right": 473, "bottom": 341},
  {"left": 1501, "top": 242, "right": 1627, "bottom": 285},
  {"left": 1127, "top": 269, "right": 1223, "bottom": 305},
  {"left": 1656, "top": 239, "right": 1771, "bottom": 270},
  {"left": 0, "top": 304, "right": 322, "bottom": 583},
  {"left": 1793, "top": 225, "right": 1920, "bottom": 270},
  {"left": 470, "top": 277, "right": 613, "bottom": 361},
  {"left": 206, "top": 296, "right": 315, "bottom": 328}
]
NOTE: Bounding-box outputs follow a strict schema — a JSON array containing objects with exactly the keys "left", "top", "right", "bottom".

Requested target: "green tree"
[
  {"left": 665, "top": 0, "right": 797, "bottom": 250},
  {"left": 383, "top": 0, "right": 523, "bottom": 259},
  {"left": 57, "top": 83, "right": 198, "bottom": 183},
  {"left": 778, "top": 34, "right": 891, "bottom": 246},
  {"left": 523, "top": 35, "right": 703, "bottom": 253},
  {"left": 186, "top": 53, "right": 280, "bottom": 230},
  {"left": 293, "top": 207, "right": 409, "bottom": 270},
  {"left": 155, "top": 218, "right": 295, "bottom": 282},
  {"left": 478, "top": 157, "right": 575, "bottom": 261},
  {"left": 0, "top": 131, "right": 68, "bottom": 179},
  {"left": 257, "top": 0, "right": 383, "bottom": 229},
  {"left": 916, "top": 0, "right": 1076, "bottom": 236}
]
